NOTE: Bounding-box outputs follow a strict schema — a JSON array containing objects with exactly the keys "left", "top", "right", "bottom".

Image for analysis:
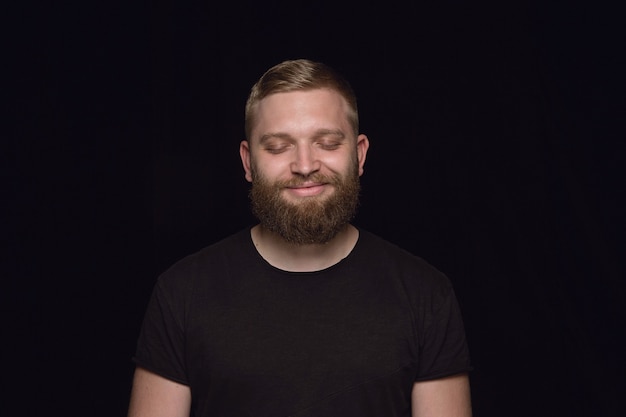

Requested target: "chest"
[{"left": 185, "top": 273, "right": 417, "bottom": 395}]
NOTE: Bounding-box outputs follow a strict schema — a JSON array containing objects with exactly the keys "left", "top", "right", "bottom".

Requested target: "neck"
[{"left": 250, "top": 223, "right": 359, "bottom": 272}]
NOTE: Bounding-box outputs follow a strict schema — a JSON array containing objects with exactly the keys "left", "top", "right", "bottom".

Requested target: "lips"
[
  {"left": 286, "top": 181, "right": 325, "bottom": 189},
  {"left": 284, "top": 182, "right": 327, "bottom": 197}
]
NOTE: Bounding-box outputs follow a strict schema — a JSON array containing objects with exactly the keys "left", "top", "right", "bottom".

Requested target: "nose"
[{"left": 290, "top": 144, "right": 321, "bottom": 177}]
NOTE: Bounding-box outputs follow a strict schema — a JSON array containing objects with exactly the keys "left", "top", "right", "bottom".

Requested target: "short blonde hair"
[{"left": 244, "top": 59, "right": 359, "bottom": 140}]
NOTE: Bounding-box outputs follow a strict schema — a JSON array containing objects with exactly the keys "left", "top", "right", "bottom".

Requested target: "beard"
[{"left": 249, "top": 163, "right": 361, "bottom": 245}]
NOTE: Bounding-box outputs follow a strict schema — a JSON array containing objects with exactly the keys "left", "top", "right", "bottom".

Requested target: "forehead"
[{"left": 250, "top": 89, "right": 351, "bottom": 140}]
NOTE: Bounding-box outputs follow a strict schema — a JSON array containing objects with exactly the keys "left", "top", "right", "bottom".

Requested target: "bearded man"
[{"left": 128, "top": 59, "right": 473, "bottom": 417}]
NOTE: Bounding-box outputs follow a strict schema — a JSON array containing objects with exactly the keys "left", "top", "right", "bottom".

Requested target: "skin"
[
  {"left": 127, "top": 87, "right": 472, "bottom": 416},
  {"left": 127, "top": 367, "right": 191, "bottom": 417},
  {"left": 239, "top": 88, "right": 369, "bottom": 272},
  {"left": 411, "top": 373, "right": 472, "bottom": 417}
]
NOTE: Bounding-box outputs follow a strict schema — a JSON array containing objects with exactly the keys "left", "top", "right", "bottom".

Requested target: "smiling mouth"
[
  {"left": 285, "top": 182, "right": 327, "bottom": 197},
  {"left": 287, "top": 181, "right": 325, "bottom": 189}
]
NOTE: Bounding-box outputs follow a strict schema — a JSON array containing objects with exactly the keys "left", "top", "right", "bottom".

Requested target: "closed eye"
[
  {"left": 318, "top": 141, "right": 342, "bottom": 151},
  {"left": 312, "top": 129, "right": 346, "bottom": 151},
  {"left": 264, "top": 144, "right": 290, "bottom": 154},
  {"left": 261, "top": 137, "right": 292, "bottom": 154}
]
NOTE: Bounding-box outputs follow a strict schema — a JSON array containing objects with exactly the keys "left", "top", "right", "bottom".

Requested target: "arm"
[
  {"left": 127, "top": 367, "right": 191, "bottom": 417},
  {"left": 411, "top": 373, "right": 472, "bottom": 417}
]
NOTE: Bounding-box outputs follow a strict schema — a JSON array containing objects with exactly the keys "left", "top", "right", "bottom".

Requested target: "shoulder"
[
  {"left": 356, "top": 229, "right": 448, "bottom": 278},
  {"left": 354, "top": 228, "right": 454, "bottom": 298},
  {"left": 155, "top": 227, "right": 252, "bottom": 293}
]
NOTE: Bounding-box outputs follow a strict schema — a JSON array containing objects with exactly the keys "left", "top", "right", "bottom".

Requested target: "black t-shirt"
[{"left": 133, "top": 227, "right": 471, "bottom": 417}]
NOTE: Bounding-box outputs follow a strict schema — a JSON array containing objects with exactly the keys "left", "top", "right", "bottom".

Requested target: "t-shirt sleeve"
[
  {"left": 414, "top": 275, "right": 472, "bottom": 381},
  {"left": 132, "top": 277, "right": 189, "bottom": 385}
]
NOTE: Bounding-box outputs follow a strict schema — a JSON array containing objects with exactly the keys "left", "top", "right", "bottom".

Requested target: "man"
[{"left": 128, "top": 59, "right": 472, "bottom": 416}]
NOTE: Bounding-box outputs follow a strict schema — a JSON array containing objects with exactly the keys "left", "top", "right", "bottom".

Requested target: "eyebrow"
[{"left": 259, "top": 129, "right": 346, "bottom": 144}]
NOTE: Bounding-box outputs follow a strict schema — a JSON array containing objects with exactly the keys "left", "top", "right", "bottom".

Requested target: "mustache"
[{"left": 273, "top": 173, "right": 340, "bottom": 188}]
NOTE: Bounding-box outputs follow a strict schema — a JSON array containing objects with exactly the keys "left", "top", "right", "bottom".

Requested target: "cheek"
[
  {"left": 324, "top": 153, "right": 356, "bottom": 173},
  {"left": 252, "top": 157, "right": 290, "bottom": 181}
]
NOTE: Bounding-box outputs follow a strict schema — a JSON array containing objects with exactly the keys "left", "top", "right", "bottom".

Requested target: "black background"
[{"left": 7, "top": 0, "right": 625, "bottom": 416}]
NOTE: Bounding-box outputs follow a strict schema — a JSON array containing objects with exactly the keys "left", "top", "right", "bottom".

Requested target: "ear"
[
  {"left": 356, "top": 134, "right": 370, "bottom": 176},
  {"left": 239, "top": 140, "right": 253, "bottom": 182}
]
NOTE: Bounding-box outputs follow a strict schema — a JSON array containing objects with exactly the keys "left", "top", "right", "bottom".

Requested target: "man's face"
[{"left": 240, "top": 88, "right": 369, "bottom": 244}]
